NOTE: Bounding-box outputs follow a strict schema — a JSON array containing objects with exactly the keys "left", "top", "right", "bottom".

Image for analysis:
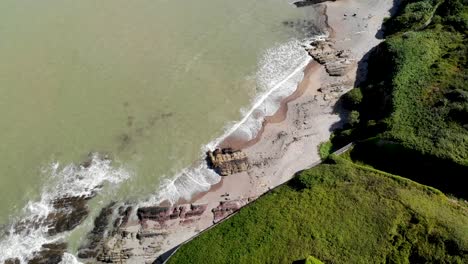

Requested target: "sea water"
[{"left": 0, "top": 0, "right": 325, "bottom": 261}]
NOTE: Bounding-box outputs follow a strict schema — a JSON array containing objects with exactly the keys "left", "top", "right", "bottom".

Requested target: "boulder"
[
  {"left": 308, "top": 40, "right": 354, "bottom": 76},
  {"left": 77, "top": 202, "right": 116, "bottom": 259},
  {"left": 4, "top": 258, "right": 20, "bottom": 264},
  {"left": 46, "top": 195, "right": 93, "bottom": 236},
  {"left": 207, "top": 148, "right": 249, "bottom": 176}
]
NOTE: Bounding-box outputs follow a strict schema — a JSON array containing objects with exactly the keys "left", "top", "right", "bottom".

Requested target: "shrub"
[{"left": 342, "top": 88, "right": 363, "bottom": 110}]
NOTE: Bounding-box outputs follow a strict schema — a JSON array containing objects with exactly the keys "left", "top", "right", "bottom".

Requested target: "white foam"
[
  {"left": 60, "top": 253, "right": 84, "bottom": 264},
  {"left": 207, "top": 35, "right": 327, "bottom": 149},
  {"left": 0, "top": 154, "right": 131, "bottom": 263},
  {"left": 148, "top": 35, "right": 328, "bottom": 206},
  {"left": 144, "top": 161, "right": 220, "bottom": 205}
]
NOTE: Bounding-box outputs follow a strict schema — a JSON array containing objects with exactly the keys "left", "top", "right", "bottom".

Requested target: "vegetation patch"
[{"left": 168, "top": 157, "right": 468, "bottom": 264}]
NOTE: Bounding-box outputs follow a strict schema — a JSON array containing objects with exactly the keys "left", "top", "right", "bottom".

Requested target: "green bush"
[
  {"left": 304, "top": 256, "right": 324, "bottom": 264},
  {"left": 342, "top": 88, "right": 363, "bottom": 110}
]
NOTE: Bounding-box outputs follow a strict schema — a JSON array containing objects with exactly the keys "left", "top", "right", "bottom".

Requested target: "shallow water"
[{"left": 0, "top": 0, "right": 324, "bottom": 261}]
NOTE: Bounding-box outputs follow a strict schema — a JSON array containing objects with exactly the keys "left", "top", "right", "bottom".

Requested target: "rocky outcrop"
[
  {"left": 46, "top": 195, "right": 93, "bottom": 236},
  {"left": 137, "top": 204, "right": 207, "bottom": 223},
  {"left": 27, "top": 242, "right": 67, "bottom": 264},
  {"left": 97, "top": 243, "right": 133, "bottom": 263},
  {"left": 77, "top": 202, "right": 116, "bottom": 259},
  {"left": 113, "top": 205, "right": 133, "bottom": 230},
  {"left": 4, "top": 258, "right": 20, "bottom": 264},
  {"left": 207, "top": 148, "right": 249, "bottom": 176},
  {"left": 308, "top": 40, "right": 354, "bottom": 76}
]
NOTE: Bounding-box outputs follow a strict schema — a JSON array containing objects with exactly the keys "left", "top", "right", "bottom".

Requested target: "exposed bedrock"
[
  {"left": 27, "top": 242, "right": 67, "bottom": 264},
  {"left": 212, "top": 197, "right": 257, "bottom": 223},
  {"left": 137, "top": 204, "right": 208, "bottom": 223},
  {"left": 46, "top": 195, "right": 93, "bottom": 236},
  {"left": 77, "top": 202, "right": 117, "bottom": 259},
  {"left": 308, "top": 40, "right": 355, "bottom": 76},
  {"left": 207, "top": 148, "right": 250, "bottom": 176}
]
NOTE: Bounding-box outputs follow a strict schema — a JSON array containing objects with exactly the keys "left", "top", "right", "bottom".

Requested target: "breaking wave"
[
  {"left": 148, "top": 35, "right": 327, "bottom": 206},
  {"left": 0, "top": 154, "right": 131, "bottom": 263}
]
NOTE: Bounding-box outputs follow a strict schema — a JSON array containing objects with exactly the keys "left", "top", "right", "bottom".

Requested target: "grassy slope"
[
  {"left": 329, "top": 0, "right": 468, "bottom": 198},
  {"left": 168, "top": 157, "right": 468, "bottom": 264},
  {"left": 334, "top": 0, "right": 468, "bottom": 166}
]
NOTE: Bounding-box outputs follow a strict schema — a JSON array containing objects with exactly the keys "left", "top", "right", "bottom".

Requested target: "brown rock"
[
  {"left": 207, "top": 148, "right": 249, "bottom": 176},
  {"left": 46, "top": 195, "right": 93, "bottom": 236},
  {"left": 308, "top": 40, "right": 354, "bottom": 76},
  {"left": 77, "top": 202, "right": 116, "bottom": 259}
]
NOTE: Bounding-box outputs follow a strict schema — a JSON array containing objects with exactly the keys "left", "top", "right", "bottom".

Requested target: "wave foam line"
[
  {"left": 207, "top": 35, "right": 327, "bottom": 150},
  {"left": 147, "top": 36, "right": 328, "bottom": 206},
  {"left": 0, "top": 154, "right": 131, "bottom": 263}
]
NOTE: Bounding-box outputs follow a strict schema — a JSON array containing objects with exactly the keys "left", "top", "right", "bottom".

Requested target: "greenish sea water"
[{"left": 0, "top": 0, "right": 323, "bottom": 261}]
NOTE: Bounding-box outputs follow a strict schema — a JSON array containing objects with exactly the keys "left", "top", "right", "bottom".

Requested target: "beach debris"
[
  {"left": 137, "top": 204, "right": 208, "bottom": 223},
  {"left": 308, "top": 40, "right": 354, "bottom": 76},
  {"left": 206, "top": 148, "right": 250, "bottom": 176}
]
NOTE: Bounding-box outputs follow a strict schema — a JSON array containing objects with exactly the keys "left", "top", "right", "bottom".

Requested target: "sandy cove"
[{"left": 85, "top": 0, "right": 395, "bottom": 263}]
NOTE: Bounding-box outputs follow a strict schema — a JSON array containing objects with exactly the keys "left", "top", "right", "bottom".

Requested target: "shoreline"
[{"left": 76, "top": 0, "right": 396, "bottom": 262}]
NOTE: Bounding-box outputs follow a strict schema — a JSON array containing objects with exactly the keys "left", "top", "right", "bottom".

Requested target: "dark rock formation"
[
  {"left": 113, "top": 206, "right": 133, "bottom": 229},
  {"left": 77, "top": 202, "right": 116, "bottom": 259},
  {"left": 28, "top": 242, "right": 67, "bottom": 264},
  {"left": 207, "top": 148, "right": 249, "bottom": 176},
  {"left": 4, "top": 258, "right": 20, "bottom": 264},
  {"left": 308, "top": 40, "right": 354, "bottom": 76},
  {"left": 46, "top": 195, "right": 94, "bottom": 236}
]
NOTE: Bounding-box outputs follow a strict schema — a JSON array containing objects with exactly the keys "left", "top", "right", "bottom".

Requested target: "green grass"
[
  {"left": 168, "top": 157, "right": 468, "bottom": 264},
  {"left": 331, "top": 0, "right": 468, "bottom": 194},
  {"left": 304, "top": 256, "right": 324, "bottom": 264},
  {"left": 317, "top": 141, "right": 333, "bottom": 159}
]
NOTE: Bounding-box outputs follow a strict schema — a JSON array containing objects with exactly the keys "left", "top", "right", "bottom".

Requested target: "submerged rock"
[
  {"left": 46, "top": 195, "right": 94, "bottom": 236},
  {"left": 207, "top": 148, "right": 249, "bottom": 176},
  {"left": 4, "top": 259, "right": 20, "bottom": 264},
  {"left": 28, "top": 242, "right": 67, "bottom": 264},
  {"left": 77, "top": 202, "right": 116, "bottom": 259}
]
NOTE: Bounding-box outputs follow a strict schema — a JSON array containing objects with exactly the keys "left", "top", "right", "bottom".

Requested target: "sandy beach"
[{"left": 82, "top": 0, "right": 396, "bottom": 263}]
